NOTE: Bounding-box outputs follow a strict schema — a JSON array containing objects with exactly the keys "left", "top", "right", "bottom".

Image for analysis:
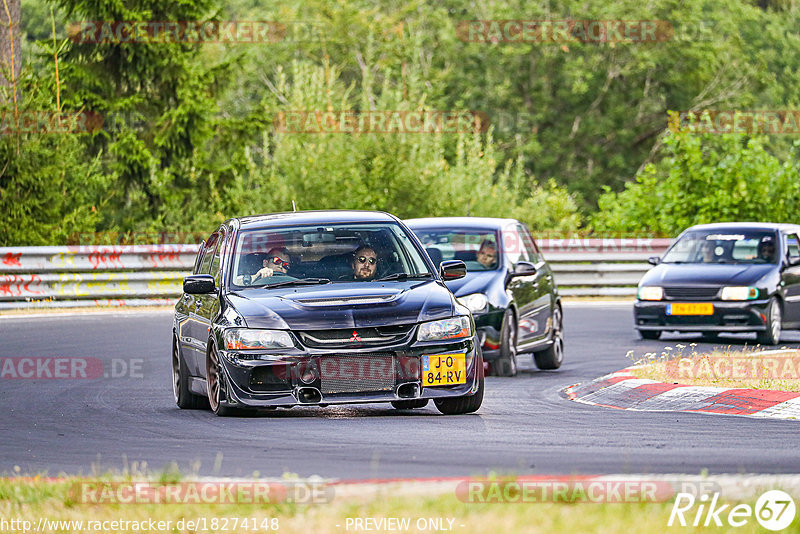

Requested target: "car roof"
[
  {"left": 404, "top": 217, "right": 518, "bottom": 230},
  {"left": 685, "top": 222, "right": 800, "bottom": 234},
  {"left": 230, "top": 210, "right": 400, "bottom": 230}
]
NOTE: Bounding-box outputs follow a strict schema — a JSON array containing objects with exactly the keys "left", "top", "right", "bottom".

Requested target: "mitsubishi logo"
[{"left": 350, "top": 330, "right": 362, "bottom": 342}]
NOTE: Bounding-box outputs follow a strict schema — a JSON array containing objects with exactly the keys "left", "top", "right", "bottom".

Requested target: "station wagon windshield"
[{"left": 661, "top": 230, "right": 780, "bottom": 264}]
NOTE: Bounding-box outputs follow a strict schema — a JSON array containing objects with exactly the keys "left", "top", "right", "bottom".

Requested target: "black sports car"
[
  {"left": 172, "top": 210, "right": 483, "bottom": 416},
  {"left": 635, "top": 222, "right": 800, "bottom": 344},
  {"left": 406, "top": 217, "right": 563, "bottom": 377}
]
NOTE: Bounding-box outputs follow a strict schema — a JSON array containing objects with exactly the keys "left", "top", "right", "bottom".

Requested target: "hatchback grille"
[
  {"left": 663, "top": 287, "right": 719, "bottom": 300},
  {"left": 319, "top": 355, "right": 396, "bottom": 394}
]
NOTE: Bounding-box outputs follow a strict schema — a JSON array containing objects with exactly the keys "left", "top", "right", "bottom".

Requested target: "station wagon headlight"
[
  {"left": 457, "top": 293, "right": 488, "bottom": 313},
  {"left": 721, "top": 286, "right": 759, "bottom": 301},
  {"left": 417, "top": 316, "right": 472, "bottom": 342},
  {"left": 637, "top": 286, "right": 663, "bottom": 301},
  {"left": 223, "top": 328, "right": 294, "bottom": 350}
]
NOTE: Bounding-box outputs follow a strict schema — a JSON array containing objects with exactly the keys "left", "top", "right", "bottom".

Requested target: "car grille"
[
  {"left": 298, "top": 325, "right": 414, "bottom": 348},
  {"left": 319, "top": 354, "right": 396, "bottom": 394},
  {"left": 663, "top": 287, "right": 719, "bottom": 300}
]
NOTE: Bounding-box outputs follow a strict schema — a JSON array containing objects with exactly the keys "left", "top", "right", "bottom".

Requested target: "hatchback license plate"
[
  {"left": 667, "top": 303, "right": 714, "bottom": 315},
  {"left": 422, "top": 353, "right": 467, "bottom": 386}
]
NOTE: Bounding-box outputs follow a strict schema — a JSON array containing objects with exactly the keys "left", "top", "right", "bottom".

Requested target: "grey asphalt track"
[{"left": 1, "top": 304, "right": 799, "bottom": 479}]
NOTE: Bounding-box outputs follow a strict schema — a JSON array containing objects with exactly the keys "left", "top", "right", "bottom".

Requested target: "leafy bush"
[{"left": 592, "top": 126, "right": 800, "bottom": 235}]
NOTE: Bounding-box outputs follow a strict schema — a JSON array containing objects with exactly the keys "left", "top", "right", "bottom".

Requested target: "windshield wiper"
[
  {"left": 375, "top": 272, "right": 433, "bottom": 282},
  {"left": 264, "top": 278, "right": 331, "bottom": 288}
]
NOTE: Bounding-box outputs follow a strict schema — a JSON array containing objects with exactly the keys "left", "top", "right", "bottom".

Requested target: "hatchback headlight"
[
  {"left": 417, "top": 316, "right": 472, "bottom": 342},
  {"left": 637, "top": 286, "right": 663, "bottom": 301},
  {"left": 457, "top": 293, "right": 488, "bottom": 313},
  {"left": 223, "top": 328, "right": 294, "bottom": 350},
  {"left": 720, "top": 286, "right": 759, "bottom": 301}
]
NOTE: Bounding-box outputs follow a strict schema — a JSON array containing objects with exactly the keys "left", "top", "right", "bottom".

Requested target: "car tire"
[
  {"left": 207, "top": 344, "right": 243, "bottom": 417},
  {"left": 533, "top": 305, "right": 564, "bottom": 370},
  {"left": 172, "top": 335, "right": 206, "bottom": 409},
  {"left": 391, "top": 399, "right": 429, "bottom": 410},
  {"left": 492, "top": 310, "right": 518, "bottom": 377},
  {"left": 434, "top": 358, "right": 484, "bottom": 415},
  {"left": 756, "top": 297, "right": 782, "bottom": 346},
  {"left": 638, "top": 330, "right": 661, "bottom": 340}
]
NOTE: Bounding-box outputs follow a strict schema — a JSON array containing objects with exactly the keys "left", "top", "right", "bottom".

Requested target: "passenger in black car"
[{"left": 253, "top": 247, "right": 292, "bottom": 281}]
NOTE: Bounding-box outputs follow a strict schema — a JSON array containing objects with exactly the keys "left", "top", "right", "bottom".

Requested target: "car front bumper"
[
  {"left": 634, "top": 299, "right": 771, "bottom": 333},
  {"left": 215, "top": 337, "right": 482, "bottom": 409}
]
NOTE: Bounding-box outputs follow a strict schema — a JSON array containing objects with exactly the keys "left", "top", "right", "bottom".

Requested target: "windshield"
[
  {"left": 229, "top": 222, "right": 431, "bottom": 289},
  {"left": 661, "top": 229, "right": 780, "bottom": 264},
  {"left": 410, "top": 229, "right": 500, "bottom": 272}
]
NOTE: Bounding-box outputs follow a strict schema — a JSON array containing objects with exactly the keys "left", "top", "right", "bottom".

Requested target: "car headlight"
[
  {"left": 457, "top": 293, "right": 488, "bottom": 313},
  {"left": 638, "top": 286, "right": 663, "bottom": 301},
  {"left": 720, "top": 286, "right": 759, "bottom": 301},
  {"left": 223, "top": 328, "right": 294, "bottom": 350},
  {"left": 417, "top": 316, "right": 472, "bottom": 342}
]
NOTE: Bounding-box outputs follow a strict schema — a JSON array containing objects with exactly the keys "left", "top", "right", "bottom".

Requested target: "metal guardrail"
[{"left": 0, "top": 239, "right": 672, "bottom": 308}]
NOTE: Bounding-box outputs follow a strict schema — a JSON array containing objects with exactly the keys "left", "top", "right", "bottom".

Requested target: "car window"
[
  {"left": 192, "top": 240, "right": 205, "bottom": 274},
  {"left": 785, "top": 234, "right": 800, "bottom": 258},
  {"left": 662, "top": 230, "right": 779, "bottom": 264},
  {"left": 198, "top": 232, "right": 219, "bottom": 275},
  {"left": 411, "top": 229, "right": 500, "bottom": 271},
  {"left": 517, "top": 225, "right": 541, "bottom": 263},
  {"left": 502, "top": 227, "right": 529, "bottom": 265},
  {"left": 230, "top": 222, "right": 431, "bottom": 288},
  {"left": 209, "top": 228, "right": 226, "bottom": 284}
]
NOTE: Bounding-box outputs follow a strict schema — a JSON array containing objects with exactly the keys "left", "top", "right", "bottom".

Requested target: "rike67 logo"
[{"left": 669, "top": 490, "right": 796, "bottom": 531}]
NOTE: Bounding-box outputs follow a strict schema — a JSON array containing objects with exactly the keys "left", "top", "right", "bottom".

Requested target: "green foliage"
[
  {"left": 0, "top": 71, "right": 110, "bottom": 245},
  {"left": 6, "top": 0, "right": 800, "bottom": 244},
  {"left": 592, "top": 127, "right": 800, "bottom": 235},
  {"left": 226, "top": 59, "right": 581, "bottom": 232}
]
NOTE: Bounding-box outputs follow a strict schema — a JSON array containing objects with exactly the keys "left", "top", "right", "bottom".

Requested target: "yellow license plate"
[
  {"left": 422, "top": 353, "right": 467, "bottom": 386},
  {"left": 667, "top": 303, "right": 714, "bottom": 315}
]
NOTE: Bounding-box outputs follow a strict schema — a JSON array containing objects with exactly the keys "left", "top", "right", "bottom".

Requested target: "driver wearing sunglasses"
[
  {"left": 349, "top": 245, "right": 379, "bottom": 280},
  {"left": 253, "top": 247, "right": 292, "bottom": 281}
]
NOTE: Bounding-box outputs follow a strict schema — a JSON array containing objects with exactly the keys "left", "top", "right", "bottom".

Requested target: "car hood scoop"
[{"left": 227, "top": 281, "right": 454, "bottom": 330}]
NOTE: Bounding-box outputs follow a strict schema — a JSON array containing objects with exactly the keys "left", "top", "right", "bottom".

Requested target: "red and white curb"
[{"left": 565, "top": 368, "right": 800, "bottom": 420}]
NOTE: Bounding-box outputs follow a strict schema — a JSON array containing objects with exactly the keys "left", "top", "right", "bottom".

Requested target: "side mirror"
[
  {"left": 648, "top": 256, "right": 661, "bottom": 266},
  {"left": 440, "top": 260, "right": 467, "bottom": 281},
  {"left": 510, "top": 261, "right": 537, "bottom": 277},
  {"left": 184, "top": 274, "right": 216, "bottom": 294},
  {"left": 788, "top": 257, "right": 800, "bottom": 267}
]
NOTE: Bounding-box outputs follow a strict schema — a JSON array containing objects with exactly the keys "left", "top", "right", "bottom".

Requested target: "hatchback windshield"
[
  {"left": 411, "top": 229, "right": 500, "bottom": 272},
  {"left": 230, "top": 222, "right": 431, "bottom": 288},
  {"left": 662, "top": 230, "right": 780, "bottom": 264}
]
